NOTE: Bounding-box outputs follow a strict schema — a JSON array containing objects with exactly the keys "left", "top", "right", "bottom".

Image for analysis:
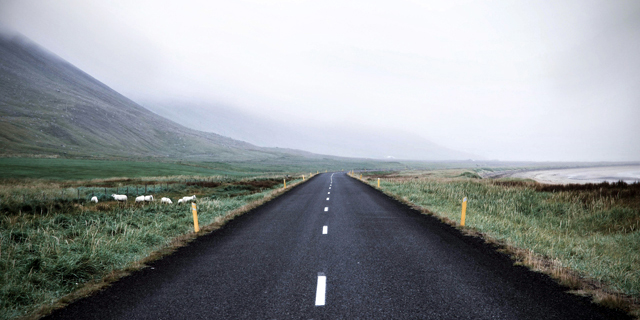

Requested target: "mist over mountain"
[
  {"left": 0, "top": 32, "right": 328, "bottom": 162},
  {"left": 0, "top": 29, "right": 476, "bottom": 163},
  {"left": 143, "top": 100, "right": 478, "bottom": 161}
]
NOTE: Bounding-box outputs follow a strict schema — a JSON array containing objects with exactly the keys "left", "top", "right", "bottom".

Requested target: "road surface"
[{"left": 46, "top": 173, "right": 628, "bottom": 319}]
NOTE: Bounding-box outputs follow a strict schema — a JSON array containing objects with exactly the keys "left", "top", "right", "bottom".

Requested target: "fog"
[{"left": 1, "top": 0, "right": 639, "bottom": 161}]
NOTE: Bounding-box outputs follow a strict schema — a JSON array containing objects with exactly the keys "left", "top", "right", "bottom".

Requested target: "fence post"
[
  {"left": 461, "top": 197, "right": 468, "bottom": 226},
  {"left": 192, "top": 203, "right": 200, "bottom": 233}
]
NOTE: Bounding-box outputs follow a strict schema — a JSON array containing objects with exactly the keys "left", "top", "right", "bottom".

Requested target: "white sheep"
[
  {"left": 161, "top": 197, "right": 172, "bottom": 204},
  {"left": 144, "top": 195, "right": 154, "bottom": 202},
  {"left": 181, "top": 195, "right": 197, "bottom": 202},
  {"left": 90, "top": 196, "right": 98, "bottom": 203},
  {"left": 177, "top": 199, "right": 184, "bottom": 204},
  {"left": 135, "top": 195, "right": 145, "bottom": 203},
  {"left": 111, "top": 194, "right": 127, "bottom": 201}
]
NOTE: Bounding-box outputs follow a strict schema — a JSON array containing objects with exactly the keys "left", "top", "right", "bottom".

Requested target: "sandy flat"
[{"left": 511, "top": 165, "right": 640, "bottom": 184}]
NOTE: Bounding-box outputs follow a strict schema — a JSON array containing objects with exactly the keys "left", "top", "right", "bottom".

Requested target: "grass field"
[
  {"left": 358, "top": 170, "right": 640, "bottom": 315},
  {"left": 0, "top": 158, "right": 263, "bottom": 180},
  {"left": 0, "top": 157, "right": 415, "bottom": 181},
  {"left": 0, "top": 172, "right": 305, "bottom": 320}
]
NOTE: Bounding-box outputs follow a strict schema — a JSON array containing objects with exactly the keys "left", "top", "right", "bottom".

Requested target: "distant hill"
[
  {"left": 144, "top": 100, "right": 479, "bottom": 161},
  {"left": 0, "top": 32, "right": 320, "bottom": 162}
]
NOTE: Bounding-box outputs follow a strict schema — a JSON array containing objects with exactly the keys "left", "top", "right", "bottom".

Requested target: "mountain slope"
[{"left": 0, "top": 32, "right": 306, "bottom": 161}]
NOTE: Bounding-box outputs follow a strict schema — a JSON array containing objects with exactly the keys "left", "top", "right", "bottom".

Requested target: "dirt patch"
[{"left": 186, "top": 178, "right": 283, "bottom": 190}]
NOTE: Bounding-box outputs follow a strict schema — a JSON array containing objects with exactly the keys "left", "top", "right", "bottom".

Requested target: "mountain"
[
  {"left": 0, "top": 32, "right": 318, "bottom": 162},
  {"left": 143, "top": 100, "right": 478, "bottom": 161}
]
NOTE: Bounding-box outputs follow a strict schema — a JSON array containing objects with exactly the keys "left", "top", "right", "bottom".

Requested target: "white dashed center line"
[
  {"left": 315, "top": 273, "right": 326, "bottom": 306},
  {"left": 326, "top": 197, "right": 329, "bottom": 201},
  {"left": 328, "top": 192, "right": 330, "bottom": 194},
  {"left": 324, "top": 207, "right": 328, "bottom": 212},
  {"left": 322, "top": 226, "right": 328, "bottom": 234}
]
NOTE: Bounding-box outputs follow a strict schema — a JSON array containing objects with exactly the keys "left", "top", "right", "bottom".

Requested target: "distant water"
[{"left": 513, "top": 165, "right": 640, "bottom": 184}]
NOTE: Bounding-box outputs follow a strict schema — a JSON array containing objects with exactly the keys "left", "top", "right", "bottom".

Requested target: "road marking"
[
  {"left": 323, "top": 226, "right": 328, "bottom": 234},
  {"left": 315, "top": 273, "right": 326, "bottom": 306},
  {"left": 329, "top": 187, "right": 331, "bottom": 189},
  {"left": 328, "top": 192, "right": 330, "bottom": 194},
  {"left": 324, "top": 207, "right": 328, "bottom": 212},
  {"left": 326, "top": 197, "right": 329, "bottom": 200}
]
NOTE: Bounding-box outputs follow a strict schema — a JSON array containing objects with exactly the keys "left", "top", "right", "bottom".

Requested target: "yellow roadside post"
[
  {"left": 360, "top": 174, "right": 362, "bottom": 179},
  {"left": 303, "top": 175, "right": 305, "bottom": 181},
  {"left": 325, "top": 170, "right": 327, "bottom": 173},
  {"left": 284, "top": 179, "right": 287, "bottom": 188},
  {"left": 460, "top": 197, "right": 468, "bottom": 226},
  {"left": 191, "top": 203, "right": 200, "bottom": 233},
  {"left": 378, "top": 178, "right": 380, "bottom": 188}
]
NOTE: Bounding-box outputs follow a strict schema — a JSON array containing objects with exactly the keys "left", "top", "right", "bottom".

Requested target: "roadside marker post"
[
  {"left": 378, "top": 178, "right": 380, "bottom": 188},
  {"left": 461, "top": 197, "right": 468, "bottom": 226},
  {"left": 284, "top": 179, "right": 287, "bottom": 188},
  {"left": 303, "top": 175, "right": 305, "bottom": 181},
  {"left": 191, "top": 203, "right": 200, "bottom": 233}
]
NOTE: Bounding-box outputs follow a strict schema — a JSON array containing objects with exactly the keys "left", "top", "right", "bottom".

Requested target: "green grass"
[
  {"left": 361, "top": 170, "right": 640, "bottom": 300},
  {"left": 0, "top": 157, "right": 417, "bottom": 181},
  {"left": 0, "top": 158, "right": 256, "bottom": 180},
  {"left": 0, "top": 175, "right": 301, "bottom": 319}
]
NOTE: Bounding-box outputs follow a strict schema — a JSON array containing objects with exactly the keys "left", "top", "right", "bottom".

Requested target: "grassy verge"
[
  {"left": 0, "top": 174, "right": 306, "bottom": 319},
  {"left": 354, "top": 170, "right": 640, "bottom": 317}
]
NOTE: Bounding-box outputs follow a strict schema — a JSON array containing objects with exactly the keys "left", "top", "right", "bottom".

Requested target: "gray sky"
[{"left": 1, "top": 0, "right": 639, "bottom": 161}]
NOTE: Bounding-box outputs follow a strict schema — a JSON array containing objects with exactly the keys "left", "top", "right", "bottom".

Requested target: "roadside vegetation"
[
  {"left": 0, "top": 174, "right": 304, "bottom": 319},
  {"left": 358, "top": 170, "right": 640, "bottom": 316}
]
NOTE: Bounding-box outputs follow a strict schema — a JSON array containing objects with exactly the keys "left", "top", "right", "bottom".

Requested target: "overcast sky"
[{"left": 1, "top": 0, "right": 639, "bottom": 161}]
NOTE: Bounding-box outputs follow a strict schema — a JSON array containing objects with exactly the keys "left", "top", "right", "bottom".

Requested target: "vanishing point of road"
[{"left": 46, "top": 173, "right": 628, "bottom": 319}]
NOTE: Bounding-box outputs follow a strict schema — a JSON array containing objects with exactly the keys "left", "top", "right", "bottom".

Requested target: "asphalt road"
[{"left": 46, "top": 173, "right": 629, "bottom": 319}]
